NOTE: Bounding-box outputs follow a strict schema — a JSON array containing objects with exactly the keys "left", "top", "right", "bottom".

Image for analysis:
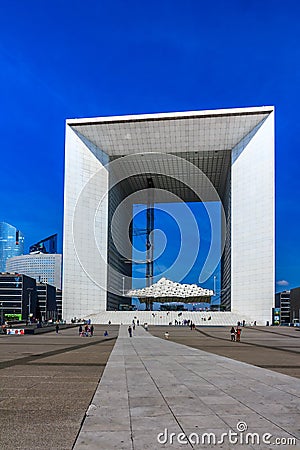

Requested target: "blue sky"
[
  {"left": 132, "top": 202, "right": 221, "bottom": 283},
  {"left": 0, "top": 0, "right": 300, "bottom": 293},
  {"left": 131, "top": 202, "right": 221, "bottom": 309}
]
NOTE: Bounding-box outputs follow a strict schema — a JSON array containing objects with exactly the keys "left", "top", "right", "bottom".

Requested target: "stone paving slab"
[
  {"left": 74, "top": 325, "right": 300, "bottom": 449},
  {"left": 0, "top": 325, "right": 119, "bottom": 449}
]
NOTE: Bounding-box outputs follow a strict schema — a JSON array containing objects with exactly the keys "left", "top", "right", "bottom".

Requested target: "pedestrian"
[
  {"left": 78, "top": 324, "right": 82, "bottom": 335},
  {"left": 55, "top": 323, "right": 59, "bottom": 334},
  {"left": 164, "top": 332, "right": 169, "bottom": 339},
  {"left": 236, "top": 327, "right": 241, "bottom": 342},
  {"left": 104, "top": 330, "right": 108, "bottom": 336},
  {"left": 90, "top": 325, "right": 94, "bottom": 336},
  {"left": 128, "top": 326, "right": 132, "bottom": 337},
  {"left": 230, "top": 326, "right": 235, "bottom": 341},
  {"left": 137, "top": 319, "right": 139, "bottom": 326}
]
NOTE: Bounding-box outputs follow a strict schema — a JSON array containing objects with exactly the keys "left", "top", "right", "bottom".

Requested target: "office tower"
[{"left": 0, "top": 222, "right": 24, "bottom": 272}]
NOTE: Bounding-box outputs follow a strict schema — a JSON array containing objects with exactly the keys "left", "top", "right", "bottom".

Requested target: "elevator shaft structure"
[{"left": 145, "top": 178, "right": 154, "bottom": 310}]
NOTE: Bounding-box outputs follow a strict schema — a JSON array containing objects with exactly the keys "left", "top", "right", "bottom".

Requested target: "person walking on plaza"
[
  {"left": 55, "top": 323, "right": 59, "bottom": 334},
  {"left": 90, "top": 324, "right": 94, "bottom": 336},
  {"left": 236, "top": 327, "right": 241, "bottom": 342},
  {"left": 78, "top": 324, "right": 82, "bottom": 336},
  {"left": 128, "top": 326, "right": 132, "bottom": 337},
  {"left": 230, "top": 326, "right": 235, "bottom": 341}
]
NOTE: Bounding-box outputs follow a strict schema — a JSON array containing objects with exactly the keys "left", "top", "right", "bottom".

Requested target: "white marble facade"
[{"left": 63, "top": 107, "right": 275, "bottom": 323}]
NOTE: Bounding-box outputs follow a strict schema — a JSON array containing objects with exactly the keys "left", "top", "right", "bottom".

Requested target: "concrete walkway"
[{"left": 74, "top": 326, "right": 300, "bottom": 449}]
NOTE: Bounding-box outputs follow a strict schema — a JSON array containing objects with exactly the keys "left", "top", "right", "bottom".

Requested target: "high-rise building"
[
  {"left": 29, "top": 234, "right": 58, "bottom": 254},
  {"left": 0, "top": 273, "right": 60, "bottom": 323},
  {"left": 274, "top": 290, "right": 291, "bottom": 325},
  {"left": 0, "top": 222, "right": 24, "bottom": 272},
  {"left": 6, "top": 253, "right": 62, "bottom": 289},
  {"left": 36, "top": 283, "right": 57, "bottom": 321},
  {"left": 0, "top": 273, "right": 36, "bottom": 322},
  {"left": 290, "top": 287, "right": 300, "bottom": 324},
  {"left": 56, "top": 288, "right": 62, "bottom": 320},
  {"left": 63, "top": 106, "right": 275, "bottom": 323}
]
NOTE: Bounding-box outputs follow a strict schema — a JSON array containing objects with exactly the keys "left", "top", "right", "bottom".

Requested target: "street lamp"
[
  {"left": 27, "top": 288, "right": 34, "bottom": 323},
  {"left": 213, "top": 276, "right": 217, "bottom": 294},
  {"left": 0, "top": 302, "right": 3, "bottom": 325}
]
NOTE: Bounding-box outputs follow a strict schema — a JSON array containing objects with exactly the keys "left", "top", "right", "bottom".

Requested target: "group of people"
[
  {"left": 128, "top": 319, "right": 140, "bottom": 337},
  {"left": 78, "top": 324, "right": 94, "bottom": 337},
  {"left": 230, "top": 326, "right": 242, "bottom": 342}
]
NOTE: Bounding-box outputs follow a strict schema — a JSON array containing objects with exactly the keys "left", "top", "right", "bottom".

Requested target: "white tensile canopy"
[{"left": 126, "top": 277, "right": 213, "bottom": 304}]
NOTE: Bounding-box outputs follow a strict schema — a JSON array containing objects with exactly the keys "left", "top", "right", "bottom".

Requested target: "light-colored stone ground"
[
  {"left": 0, "top": 325, "right": 119, "bottom": 450},
  {"left": 74, "top": 326, "right": 300, "bottom": 450}
]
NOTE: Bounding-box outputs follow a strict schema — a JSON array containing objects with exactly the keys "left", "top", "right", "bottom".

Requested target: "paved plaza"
[
  {"left": 150, "top": 326, "right": 300, "bottom": 379},
  {"left": 1, "top": 325, "right": 300, "bottom": 449},
  {"left": 75, "top": 325, "right": 300, "bottom": 450},
  {"left": 0, "top": 325, "right": 119, "bottom": 449}
]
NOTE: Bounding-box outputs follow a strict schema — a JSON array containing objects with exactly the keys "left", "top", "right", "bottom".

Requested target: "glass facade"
[
  {"left": 6, "top": 253, "right": 62, "bottom": 289},
  {"left": 0, "top": 222, "right": 24, "bottom": 272}
]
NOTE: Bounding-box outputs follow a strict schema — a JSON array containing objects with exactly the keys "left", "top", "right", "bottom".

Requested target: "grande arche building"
[{"left": 63, "top": 106, "right": 274, "bottom": 324}]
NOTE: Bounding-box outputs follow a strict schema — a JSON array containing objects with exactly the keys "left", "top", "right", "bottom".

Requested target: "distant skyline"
[{"left": 1, "top": 1, "right": 300, "bottom": 292}]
